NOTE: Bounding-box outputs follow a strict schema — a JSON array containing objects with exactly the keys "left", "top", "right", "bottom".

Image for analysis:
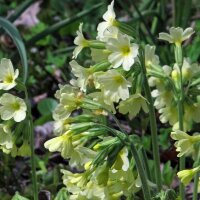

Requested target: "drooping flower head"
[
  {"left": 177, "top": 166, "right": 200, "bottom": 185},
  {"left": 171, "top": 130, "right": 200, "bottom": 157},
  {"left": 0, "top": 58, "right": 19, "bottom": 90},
  {"left": 53, "top": 84, "right": 84, "bottom": 120},
  {"left": 118, "top": 94, "right": 149, "bottom": 119}
]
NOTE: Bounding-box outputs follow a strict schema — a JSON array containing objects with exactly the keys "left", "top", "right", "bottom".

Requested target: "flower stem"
[
  {"left": 176, "top": 45, "right": 185, "bottom": 199},
  {"left": 95, "top": 123, "right": 151, "bottom": 200},
  {"left": 193, "top": 172, "right": 199, "bottom": 200},
  {"left": 129, "top": 143, "right": 152, "bottom": 200},
  {"left": 25, "top": 88, "right": 38, "bottom": 200},
  {"left": 140, "top": 52, "right": 162, "bottom": 191},
  {"left": 178, "top": 98, "right": 185, "bottom": 199},
  {"left": 192, "top": 148, "right": 200, "bottom": 200}
]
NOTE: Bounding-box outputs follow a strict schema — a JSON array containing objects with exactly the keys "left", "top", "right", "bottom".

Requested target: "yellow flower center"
[
  {"left": 12, "top": 102, "right": 20, "bottom": 110},
  {"left": 4, "top": 75, "right": 13, "bottom": 83},
  {"left": 121, "top": 45, "right": 130, "bottom": 56},
  {"left": 114, "top": 75, "right": 124, "bottom": 84}
]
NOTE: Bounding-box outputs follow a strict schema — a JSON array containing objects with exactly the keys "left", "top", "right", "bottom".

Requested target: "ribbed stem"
[
  {"left": 95, "top": 123, "right": 151, "bottom": 200},
  {"left": 25, "top": 88, "right": 38, "bottom": 200},
  {"left": 129, "top": 144, "right": 152, "bottom": 200},
  {"left": 140, "top": 53, "right": 162, "bottom": 191}
]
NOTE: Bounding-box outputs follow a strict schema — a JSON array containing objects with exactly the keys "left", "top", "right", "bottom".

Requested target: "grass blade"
[
  {"left": 26, "top": 3, "right": 103, "bottom": 46},
  {"left": 8, "top": 0, "right": 35, "bottom": 22},
  {"left": 0, "top": 17, "right": 28, "bottom": 83}
]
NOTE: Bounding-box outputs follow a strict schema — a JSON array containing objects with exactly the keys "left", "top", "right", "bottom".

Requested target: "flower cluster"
[
  {"left": 44, "top": 1, "right": 151, "bottom": 199},
  {"left": 147, "top": 29, "right": 200, "bottom": 131},
  {"left": 0, "top": 58, "right": 28, "bottom": 156}
]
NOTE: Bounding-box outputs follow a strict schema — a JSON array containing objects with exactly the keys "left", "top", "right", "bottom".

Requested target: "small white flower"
[
  {"left": 70, "top": 60, "right": 93, "bottom": 92},
  {"left": 159, "top": 27, "right": 194, "bottom": 46},
  {"left": 0, "top": 93, "right": 27, "bottom": 122},
  {"left": 107, "top": 33, "right": 139, "bottom": 71},
  {"left": 97, "top": 26, "right": 119, "bottom": 42},
  {"left": 0, "top": 58, "right": 19, "bottom": 90},
  {"left": 0, "top": 124, "right": 13, "bottom": 150},
  {"left": 73, "top": 23, "right": 89, "bottom": 59},
  {"left": 118, "top": 94, "right": 149, "bottom": 119},
  {"left": 94, "top": 69, "right": 131, "bottom": 103},
  {"left": 53, "top": 84, "right": 83, "bottom": 120},
  {"left": 44, "top": 133, "right": 74, "bottom": 159},
  {"left": 145, "top": 45, "right": 159, "bottom": 68},
  {"left": 97, "top": 0, "right": 117, "bottom": 39}
]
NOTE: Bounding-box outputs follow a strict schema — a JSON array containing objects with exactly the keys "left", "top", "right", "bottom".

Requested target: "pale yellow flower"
[
  {"left": 97, "top": 0, "right": 117, "bottom": 40},
  {"left": 107, "top": 33, "right": 139, "bottom": 71},
  {"left": 53, "top": 84, "right": 83, "bottom": 120},
  {"left": 94, "top": 70, "right": 131, "bottom": 104},
  {"left": 145, "top": 45, "right": 159, "bottom": 68},
  {"left": 118, "top": 94, "right": 149, "bottom": 119},
  {"left": 177, "top": 166, "right": 200, "bottom": 185},
  {"left": 0, "top": 124, "right": 13, "bottom": 150},
  {"left": 70, "top": 60, "right": 93, "bottom": 92},
  {"left": 73, "top": 23, "right": 89, "bottom": 58},
  {"left": 44, "top": 132, "right": 74, "bottom": 159},
  {"left": 171, "top": 130, "right": 200, "bottom": 157},
  {"left": 0, "top": 93, "right": 27, "bottom": 122},
  {"left": 159, "top": 27, "right": 194, "bottom": 46},
  {"left": 0, "top": 58, "right": 19, "bottom": 90}
]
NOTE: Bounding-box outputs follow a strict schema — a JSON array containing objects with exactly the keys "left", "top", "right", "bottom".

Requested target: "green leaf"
[
  {"left": 37, "top": 98, "right": 58, "bottom": 116},
  {"left": 34, "top": 114, "right": 53, "bottom": 126},
  {"left": 0, "top": 17, "right": 28, "bottom": 83},
  {"left": 26, "top": 2, "right": 103, "bottom": 46},
  {"left": 11, "top": 192, "right": 30, "bottom": 200},
  {"left": 54, "top": 188, "right": 69, "bottom": 200}
]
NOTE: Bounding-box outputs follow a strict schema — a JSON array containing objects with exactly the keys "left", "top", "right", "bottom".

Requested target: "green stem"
[
  {"left": 129, "top": 143, "right": 151, "bottom": 200},
  {"left": 193, "top": 171, "right": 199, "bottom": 200},
  {"left": 25, "top": 88, "right": 38, "bottom": 200},
  {"left": 140, "top": 52, "right": 162, "bottom": 191},
  {"left": 25, "top": 3, "right": 103, "bottom": 46},
  {"left": 95, "top": 123, "right": 151, "bottom": 200},
  {"left": 176, "top": 45, "right": 185, "bottom": 199},
  {"left": 192, "top": 147, "right": 200, "bottom": 200}
]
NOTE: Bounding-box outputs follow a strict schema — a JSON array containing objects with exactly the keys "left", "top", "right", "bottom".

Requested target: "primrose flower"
[
  {"left": 107, "top": 33, "right": 139, "bottom": 71},
  {"left": 151, "top": 89, "right": 173, "bottom": 109},
  {"left": 94, "top": 69, "right": 131, "bottom": 104},
  {"left": 112, "top": 147, "right": 129, "bottom": 171},
  {"left": 159, "top": 106, "right": 178, "bottom": 126},
  {"left": 97, "top": 26, "right": 119, "bottom": 42},
  {"left": 0, "top": 124, "right": 13, "bottom": 150},
  {"left": 73, "top": 23, "right": 89, "bottom": 59},
  {"left": 97, "top": 0, "right": 117, "bottom": 40},
  {"left": 117, "top": 94, "right": 149, "bottom": 119},
  {"left": 0, "top": 58, "right": 19, "bottom": 90},
  {"left": 145, "top": 45, "right": 159, "bottom": 68},
  {"left": 171, "top": 130, "right": 200, "bottom": 157},
  {"left": 159, "top": 27, "right": 194, "bottom": 46},
  {"left": 44, "top": 132, "right": 74, "bottom": 159},
  {"left": 53, "top": 84, "right": 84, "bottom": 120},
  {"left": 70, "top": 60, "right": 93, "bottom": 92},
  {"left": 0, "top": 93, "right": 27, "bottom": 122},
  {"left": 177, "top": 166, "right": 200, "bottom": 185}
]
